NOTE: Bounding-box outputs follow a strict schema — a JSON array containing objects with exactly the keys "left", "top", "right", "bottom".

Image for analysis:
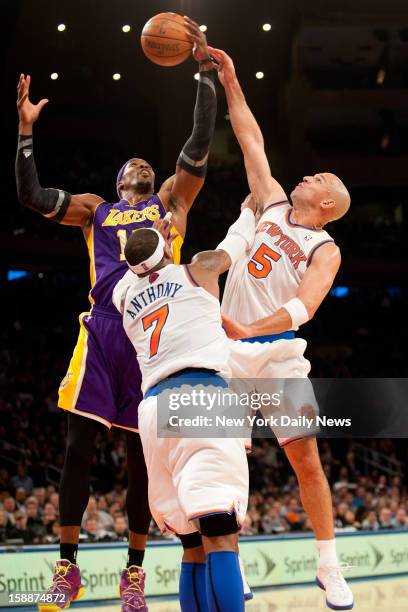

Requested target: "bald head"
[
  {"left": 291, "top": 172, "right": 350, "bottom": 226},
  {"left": 324, "top": 173, "right": 351, "bottom": 221}
]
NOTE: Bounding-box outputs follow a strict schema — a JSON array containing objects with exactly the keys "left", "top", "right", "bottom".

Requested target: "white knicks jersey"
[
  {"left": 113, "top": 264, "right": 230, "bottom": 394},
  {"left": 222, "top": 201, "right": 335, "bottom": 325}
]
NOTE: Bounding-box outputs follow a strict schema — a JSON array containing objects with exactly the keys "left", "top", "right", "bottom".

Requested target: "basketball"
[{"left": 141, "top": 12, "right": 193, "bottom": 67}]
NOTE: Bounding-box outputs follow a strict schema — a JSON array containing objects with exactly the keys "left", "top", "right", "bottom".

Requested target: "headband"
[
  {"left": 116, "top": 158, "right": 138, "bottom": 198},
  {"left": 128, "top": 229, "right": 166, "bottom": 275}
]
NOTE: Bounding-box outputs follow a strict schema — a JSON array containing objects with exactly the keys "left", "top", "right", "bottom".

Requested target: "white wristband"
[
  {"left": 282, "top": 297, "right": 309, "bottom": 331},
  {"left": 216, "top": 208, "right": 255, "bottom": 265}
]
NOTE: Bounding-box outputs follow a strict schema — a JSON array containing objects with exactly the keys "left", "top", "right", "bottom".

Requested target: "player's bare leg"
[{"left": 284, "top": 438, "right": 354, "bottom": 610}]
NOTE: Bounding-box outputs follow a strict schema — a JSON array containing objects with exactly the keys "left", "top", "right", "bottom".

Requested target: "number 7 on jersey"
[{"left": 142, "top": 304, "right": 169, "bottom": 358}]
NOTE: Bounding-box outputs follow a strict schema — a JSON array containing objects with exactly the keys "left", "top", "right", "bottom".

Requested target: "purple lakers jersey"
[{"left": 86, "top": 195, "right": 182, "bottom": 309}]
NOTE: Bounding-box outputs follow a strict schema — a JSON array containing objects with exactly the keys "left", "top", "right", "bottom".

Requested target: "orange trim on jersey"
[
  {"left": 183, "top": 264, "right": 200, "bottom": 287},
  {"left": 263, "top": 200, "right": 289, "bottom": 213},
  {"left": 70, "top": 406, "right": 111, "bottom": 428},
  {"left": 306, "top": 239, "right": 335, "bottom": 267},
  {"left": 279, "top": 434, "right": 313, "bottom": 447},
  {"left": 111, "top": 423, "right": 139, "bottom": 433},
  {"left": 286, "top": 210, "right": 325, "bottom": 232}
]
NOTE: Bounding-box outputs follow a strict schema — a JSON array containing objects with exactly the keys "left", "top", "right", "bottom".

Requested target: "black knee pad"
[
  {"left": 178, "top": 531, "right": 203, "bottom": 549},
  {"left": 199, "top": 513, "right": 239, "bottom": 537}
]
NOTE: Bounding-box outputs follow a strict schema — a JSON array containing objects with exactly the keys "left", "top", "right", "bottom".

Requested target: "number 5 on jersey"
[
  {"left": 248, "top": 243, "right": 281, "bottom": 278},
  {"left": 142, "top": 304, "right": 169, "bottom": 358}
]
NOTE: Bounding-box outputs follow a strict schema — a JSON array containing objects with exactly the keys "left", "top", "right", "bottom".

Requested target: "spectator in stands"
[
  {"left": 49, "top": 492, "right": 59, "bottom": 511},
  {"left": 342, "top": 510, "right": 360, "bottom": 532},
  {"left": 352, "top": 486, "right": 366, "bottom": 511},
  {"left": 361, "top": 510, "right": 380, "bottom": 531},
  {"left": 3, "top": 496, "right": 16, "bottom": 525},
  {"left": 42, "top": 503, "right": 57, "bottom": 534},
  {"left": 82, "top": 496, "right": 114, "bottom": 531},
  {"left": 0, "top": 509, "right": 10, "bottom": 542},
  {"left": 82, "top": 517, "right": 100, "bottom": 542},
  {"left": 10, "top": 465, "right": 33, "bottom": 492},
  {"left": 0, "top": 468, "right": 10, "bottom": 493},
  {"left": 392, "top": 508, "right": 408, "bottom": 529},
  {"left": 6, "top": 512, "right": 36, "bottom": 543},
  {"left": 379, "top": 508, "right": 394, "bottom": 529},
  {"left": 261, "top": 506, "right": 289, "bottom": 534},
  {"left": 15, "top": 487, "right": 27, "bottom": 510},
  {"left": 285, "top": 498, "right": 305, "bottom": 531},
  {"left": 44, "top": 521, "right": 61, "bottom": 544},
  {"left": 112, "top": 515, "right": 129, "bottom": 541},
  {"left": 335, "top": 502, "right": 349, "bottom": 528},
  {"left": 33, "top": 487, "right": 46, "bottom": 509}
]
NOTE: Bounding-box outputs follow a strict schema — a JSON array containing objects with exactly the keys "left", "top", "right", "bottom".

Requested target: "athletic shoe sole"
[{"left": 316, "top": 576, "right": 354, "bottom": 610}]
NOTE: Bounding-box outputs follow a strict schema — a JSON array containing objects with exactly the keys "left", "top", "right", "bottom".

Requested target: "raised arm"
[
  {"left": 158, "top": 18, "right": 217, "bottom": 238},
  {"left": 208, "top": 47, "right": 287, "bottom": 211},
  {"left": 16, "top": 74, "right": 103, "bottom": 228},
  {"left": 222, "top": 242, "right": 341, "bottom": 339},
  {"left": 188, "top": 195, "right": 257, "bottom": 298}
]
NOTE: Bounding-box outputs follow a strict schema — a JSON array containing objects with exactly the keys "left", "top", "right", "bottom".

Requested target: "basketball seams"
[
  {"left": 145, "top": 15, "right": 190, "bottom": 30},
  {"left": 141, "top": 33, "right": 192, "bottom": 45}
]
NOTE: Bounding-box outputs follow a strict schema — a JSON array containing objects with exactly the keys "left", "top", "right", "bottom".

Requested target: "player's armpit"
[
  {"left": 60, "top": 193, "right": 104, "bottom": 227},
  {"left": 297, "top": 242, "right": 341, "bottom": 319}
]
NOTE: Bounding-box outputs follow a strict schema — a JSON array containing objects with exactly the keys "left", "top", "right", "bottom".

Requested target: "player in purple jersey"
[{"left": 15, "top": 17, "right": 216, "bottom": 612}]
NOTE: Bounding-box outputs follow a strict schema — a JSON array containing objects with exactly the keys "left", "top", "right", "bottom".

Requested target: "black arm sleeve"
[
  {"left": 177, "top": 69, "right": 217, "bottom": 178},
  {"left": 15, "top": 134, "right": 71, "bottom": 223}
]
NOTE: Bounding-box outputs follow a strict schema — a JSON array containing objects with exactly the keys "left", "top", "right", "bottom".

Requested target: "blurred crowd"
[{"left": 0, "top": 437, "right": 407, "bottom": 545}]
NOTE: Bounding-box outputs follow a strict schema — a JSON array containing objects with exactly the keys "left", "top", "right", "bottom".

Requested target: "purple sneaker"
[
  {"left": 119, "top": 566, "right": 148, "bottom": 611},
  {"left": 38, "top": 560, "right": 85, "bottom": 611}
]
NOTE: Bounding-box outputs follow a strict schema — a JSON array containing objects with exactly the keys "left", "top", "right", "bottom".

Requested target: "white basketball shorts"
[{"left": 138, "top": 394, "right": 249, "bottom": 536}]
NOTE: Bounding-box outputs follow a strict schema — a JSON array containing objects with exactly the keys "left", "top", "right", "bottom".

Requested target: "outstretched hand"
[
  {"left": 17, "top": 74, "right": 49, "bottom": 128},
  {"left": 184, "top": 16, "right": 211, "bottom": 63},
  {"left": 206, "top": 47, "right": 236, "bottom": 86}
]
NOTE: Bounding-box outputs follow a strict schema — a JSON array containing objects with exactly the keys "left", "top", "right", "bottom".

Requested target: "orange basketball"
[{"left": 141, "top": 12, "right": 193, "bottom": 67}]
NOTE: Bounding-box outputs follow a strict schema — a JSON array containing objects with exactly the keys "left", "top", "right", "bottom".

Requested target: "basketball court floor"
[{"left": 73, "top": 575, "right": 408, "bottom": 612}]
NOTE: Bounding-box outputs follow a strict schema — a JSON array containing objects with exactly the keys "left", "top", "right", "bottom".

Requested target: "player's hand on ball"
[
  {"left": 207, "top": 47, "right": 236, "bottom": 86},
  {"left": 17, "top": 74, "right": 49, "bottom": 126},
  {"left": 222, "top": 314, "right": 254, "bottom": 340},
  {"left": 183, "top": 16, "right": 210, "bottom": 63}
]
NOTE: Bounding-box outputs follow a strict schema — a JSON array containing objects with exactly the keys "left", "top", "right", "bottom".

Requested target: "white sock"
[{"left": 317, "top": 539, "right": 339, "bottom": 568}]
